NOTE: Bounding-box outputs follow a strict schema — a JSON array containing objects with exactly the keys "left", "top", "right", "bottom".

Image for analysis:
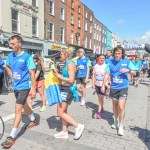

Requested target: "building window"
[
  {"left": 48, "top": 23, "right": 54, "bottom": 41},
  {"left": 85, "top": 22, "right": 87, "bottom": 31},
  {"left": 99, "top": 35, "right": 101, "bottom": 41},
  {"left": 89, "top": 39, "right": 92, "bottom": 49},
  {"left": 71, "top": 31, "right": 74, "bottom": 44},
  {"left": 94, "top": 32, "right": 96, "bottom": 39},
  {"left": 84, "top": 37, "right": 87, "bottom": 48},
  {"left": 32, "top": 0, "right": 37, "bottom": 7},
  {"left": 94, "top": 24, "right": 96, "bottom": 29},
  {"left": 78, "top": 6, "right": 81, "bottom": 13},
  {"left": 60, "top": 7, "right": 65, "bottom": 21},
  {"left": 12, "top": 9, "right": 19, "bottom": 33},
  {"left": 50, "top": 0, "right": 54, "bottom": 15},
  {"left": 99, "top": 27, "right": 101, "bottom": 32},
  {"left": 78, "top": 18, "right": 81, "bottom": 28},
  {"left": 90, "top": 25, "right": 92, "bottom": 33},
  {"left": 71, "top": 13, "right": 74, "bottom": 25},
  {"left": 97, "top": 34, "right": 99, "bottom": 41},
  {"left": 85, "top": 12, "right": 88, "bottom": 18},
  {"left": 97, "top": 26, "right": 99, "bottom": 31},
  {"left": 32, "top": 17, "right": 37, "bottom": 37},
  {"left": 71, "top": 0, "right": 74, "bottom": 9},
  {"left": 77, "top": 35, "right": 80, "bottom": 46},
  {"left": 90, "top": 15, "right": 93, "bottom": 22},
  {"left": 60, "top": 27, "right": 64, "bottom": 43}
]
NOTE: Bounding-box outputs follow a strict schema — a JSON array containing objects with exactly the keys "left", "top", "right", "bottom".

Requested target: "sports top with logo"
[
  {"left": 142, "top": 60, "right": 148, "bottom": 69},
  {"left": 93, "top": 63, "right": 107, "bottom": 87},
  {"left": 76, "top": 57, "right": 90, "bottom": 78},
  {"left": 106, "top": 58, "right": 136, "bottom": 90},
  {"left": 6, "top": 51, "right": 35, "bottom": 90},
  {"left": 133, "top": 61, "right": 142, "bottom": 72}
]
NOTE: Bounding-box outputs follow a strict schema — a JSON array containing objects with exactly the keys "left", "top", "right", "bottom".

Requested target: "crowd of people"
[{"left": 0, "top": 35, "right": 150, "bottom": 148}]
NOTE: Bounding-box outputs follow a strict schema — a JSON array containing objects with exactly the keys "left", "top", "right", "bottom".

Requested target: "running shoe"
[
  {"left": 74, "top": 124, "right": 84, "bottom": 140},
  {"left": 118, "top": 124, "right": 124, "bottom": 136},
  {"left": 96, "top": 112, "right": 102, "bottom": 119},
  {"left": 111, "top": 120, "right": 118, "bottom": 129},
  {"left": 54, "top": 131, "right": 69, "bottom": 139},
  {"left": 25, "top": 119, "right": 39, "bottom": 130},
  {"left": 2, "top": 136, "right": 15, "bottom": 148},
  {"left": 39, "top": 105, "right": 46, "bottom": 112},
  {"left": 80, "top": 98, "right": 85, "bottom": 106}
]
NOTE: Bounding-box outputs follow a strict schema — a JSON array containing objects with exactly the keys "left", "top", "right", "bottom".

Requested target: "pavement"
[{"left": 0, "top": 78, "right": 150, "bottom": 150}]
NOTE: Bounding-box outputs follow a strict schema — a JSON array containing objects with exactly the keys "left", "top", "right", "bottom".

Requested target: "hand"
[
  {"left": 119, "top": 68, "right": 129, "bottom": 73},
  {"left": 85, "top": 78, "right": 88, "bottom": 84},
  {"left": 30, "top": 88, "right": 36, "bottom": 100},
  {"left": 53, "top": 70, "right": 62, "bottom": 79},
  {"left": 101, "top": 86, "right": 105, "bottom": 94},
  {"left": 92, "top": 84, "right": 95, "bottom": 89},
  {"left": 106, "top": 85, "right": 110, "bottom": 94}
]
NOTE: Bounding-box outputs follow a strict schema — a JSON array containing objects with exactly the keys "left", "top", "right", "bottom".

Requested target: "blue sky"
[{"left": 81, "top": 0, "right": 150, "bottom": 43}]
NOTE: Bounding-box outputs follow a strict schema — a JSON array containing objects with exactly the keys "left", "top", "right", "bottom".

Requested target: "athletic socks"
[
  {"left": 28, "top": 113, "right": 35, "bottom": 121},
  {"left": 10, "top": 128, "right": 17, "bottom": 138}
]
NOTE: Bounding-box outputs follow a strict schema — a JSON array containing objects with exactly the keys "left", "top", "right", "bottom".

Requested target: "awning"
[{"left": 0, "top": 47, "right": 12, "bottom": 52}]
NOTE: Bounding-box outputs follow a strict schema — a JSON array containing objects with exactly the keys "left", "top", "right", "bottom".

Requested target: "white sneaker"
[
  {"left": 80, "top": 98, "right": 85, "bottom": 106},
  {"left": 118, "top": 124, "right": 124, "bottom": 136},
  {"left": 74, "top": 124, "right": 84, "bottom": 140},
  {"left": 54, "top": 131, "right": 69, "bottom": 139},
  {"left": 111, "top": 120, "right": 118, "bottom": 129}
]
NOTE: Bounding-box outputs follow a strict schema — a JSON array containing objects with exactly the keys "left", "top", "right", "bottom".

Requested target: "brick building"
[
  {"left": 93, "top": 18, "right": 103, "bottom": 54},
  {"left": 66, "top": 0, "right": 84, "bottom": 51},
  {"left": 82, "top": 4, "right": 94, "bottom": 52}
]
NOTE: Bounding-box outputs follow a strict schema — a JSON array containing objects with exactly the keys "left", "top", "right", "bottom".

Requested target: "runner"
[
  {"left": 53, "top": 48, "right": 84, "bottom": 140},
  {"left": 141, "top": 56, "right": 148, "bottom": 81},
  {"left": 0, "top": 54, "right": 4, "bottom": 94},
  {"left": 133, "top": 57, "right": 142, "bottom": 87},
  {"left": 76, "top": 48, "right": 90, "bottom": 106},
  {"left": 2, "top": 35, "right": 38, "bottom": 148},
  {"left": 101, "top": 46, "right": 136, "bottom": 136},
  {"left": 105, "top": 50, "right": 113, "bottom": 64},
  {"left": 92, "top": 54, "right": 109, "bottom": 119},
  {"left": 28, "top": 55, "right": 47, "bottom": 112}
]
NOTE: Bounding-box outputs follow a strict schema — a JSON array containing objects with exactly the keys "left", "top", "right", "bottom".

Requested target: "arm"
[
  {"left": 0, "top": 58, "right": 4, "bottom": 66},
  {"left": 35, "top": 70, "right": 40, "bottom": 80},
  {"left": 92, "top": 68, "right": 95, "bottom": 89},
  {"left": 5, "top": 65, "right": 12, "bottom": 78}
]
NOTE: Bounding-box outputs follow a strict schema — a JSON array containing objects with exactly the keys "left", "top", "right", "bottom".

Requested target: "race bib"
[
  {"left": 113, "top": 76, "right": 123, "bottom": 84},
  {"left": 61, "top": 92, "right": 68, "bottom": 101},
  {"left": 96, "top": 74, "right": 104, "bottom": 81},
  {"left": 13, "top": 72, "right": 21, "bottom": 80},
  {"left": 136, "top": 67, "right": 139, "bottom": 70},
  {"left": 79, "top": 65, "right": 84, "bottom": 70}
]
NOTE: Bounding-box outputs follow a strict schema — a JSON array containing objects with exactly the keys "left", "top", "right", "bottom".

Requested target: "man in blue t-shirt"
[
  {"left": 141, "top": 57, "right": 148, "bottom": 81},
  {"left": 2, "top": 35, "right": 38, "bottom": 148},
  {"left": 132, "top": 57, "right": 142, "bottom": 87},
  {"left": 105, "top": 50, "right": 114, "bottom": 64},
  {"left": 76, "top": 48, "right": 90, "bottom": 106},
  {"left": 101, "top": 46, "right": 136, "bottom": 136}
]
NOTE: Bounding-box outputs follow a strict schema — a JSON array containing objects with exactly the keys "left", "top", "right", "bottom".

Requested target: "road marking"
[{"left": 2, "top": 85, "right": 92, "bottom": 122}]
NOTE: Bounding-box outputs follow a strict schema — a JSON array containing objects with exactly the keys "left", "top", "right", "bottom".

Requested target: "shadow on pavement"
[
  {"left": 32, "top": 100, "right": 42, "bottom": 109},
  {"left": 86, "top": 102, "right": 114, "bottom": 125},
  {"left": 130, "top": 126, "right": 150, "bottom": 149},
  {"left": 0, "top": 101, "right": 5, "bottom": 106},
  {"left": 16, "top": 113, "right": 40, "bottom": 140}
]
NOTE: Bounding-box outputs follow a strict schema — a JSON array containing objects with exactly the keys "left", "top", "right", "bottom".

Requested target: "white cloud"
[
  {"left": 128, "top": 30, "right": 150, "bottom": 44},
  {"left": 116, "top": 19, "right": 125, "bottom": 25}
]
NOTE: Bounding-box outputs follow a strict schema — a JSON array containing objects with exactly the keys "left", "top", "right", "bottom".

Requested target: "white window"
[
  {"left": 50, "top": 1, "right": 54, "bottom": 15},
  {"left": 90, "top": 25, "right": 92, "bottom": 33},
  {"left": 78, "top": 6, "right": 81, "bottom": 13},
  {"left": 60, "top": 27, "right": 64, "bottom": 43},
  {"left": 84, "top": 37, "right": 87, "bottom": 48},
  {"left": 77, "top": 35, "right": 80, "bottom": 45},
  {"left": 85, "top": 22, "right": 87, "bottom": 31},
  {"left": 102, "top": 37, "right": 104, "bottom": 43},
  {"left": 60, "top": 7, "right": 65, "bottom": 20},
  {"left": 89, "top": 39, "right": 92, "bottom": 49},
  {"left": 90, "top": 15, "right": 93, "bottom": 22},
  {"left": 48, "top": 23, "right": 54, "bottom": 41},
  {"left": 99, "top": 27, "right": 101, "bottom": 32},
  {"left": 99, "top": 35, "right": 101, "bottom": 41},
  {"left": 85, "top": 12, "right": 88, "bottom": 18},
  {"left": 32, "top": 17, "right": 37, "bottom": 37},
  {"left": 12, "top": 9, "right": 19, "bottom": 33},
  {"left": 97, "top": 26, "right": 99, "bottom": 31},
  {"left": 71, "top": 13, "right": 74, "bottom": 24},
  {"left": 103, "top": 30, "right": 104, "bottom": 33},
  {"left": 32, "top": 0, "right": 37, "bottom": 7},
  {"left": 94, "top": 24, "right": 96, "bottom": 29},
  {"left": 94, "top": 32, "right": 96, "bottom": 39},
  {"left": 71, "top": 0, "right": 74, "bottom": 9},
  {"left": 71, "top": 31, "right": 74, "bottom": 44},
  {"left": 78, "top": 18, "right": 81, "bottom": 28}
]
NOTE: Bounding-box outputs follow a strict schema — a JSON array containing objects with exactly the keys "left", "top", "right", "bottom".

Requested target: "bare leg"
[
  {"left": 118, "top": 99, "right": 126, "bottom": 124},
  {"left": 97, "top": 94, "right": 104, "bottom": 112}
]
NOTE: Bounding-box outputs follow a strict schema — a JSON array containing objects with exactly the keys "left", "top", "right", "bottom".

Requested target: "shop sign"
[{"left": 51, "top": 44, "right": 62, "bottom": 50}]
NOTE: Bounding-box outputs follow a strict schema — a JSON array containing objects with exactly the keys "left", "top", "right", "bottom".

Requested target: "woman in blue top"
[{"left": 53, "top": 48, "right": 84, "bottom": 140}]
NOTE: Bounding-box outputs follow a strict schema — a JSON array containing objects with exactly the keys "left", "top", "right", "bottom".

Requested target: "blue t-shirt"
[
  {"left": 142, "top": 60, "right": 148, "bottom": 69},
  {"left": 76, "top": 57, "right": 90, "bottom": 78},
  {"left": 6, "top": 51, "right": 35, "bottom": 90},
  {"left": 105, "top": 56, "right": 114, "bottom": 64},
  {"left": 106, "top": 58, "right": 136, "bottom": 90},
  {"left": 0, "top": 57, "right": 4, "bottom": 73},
  {"left": 133, "top": 61, "right": 142, "bottom": 72}
]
